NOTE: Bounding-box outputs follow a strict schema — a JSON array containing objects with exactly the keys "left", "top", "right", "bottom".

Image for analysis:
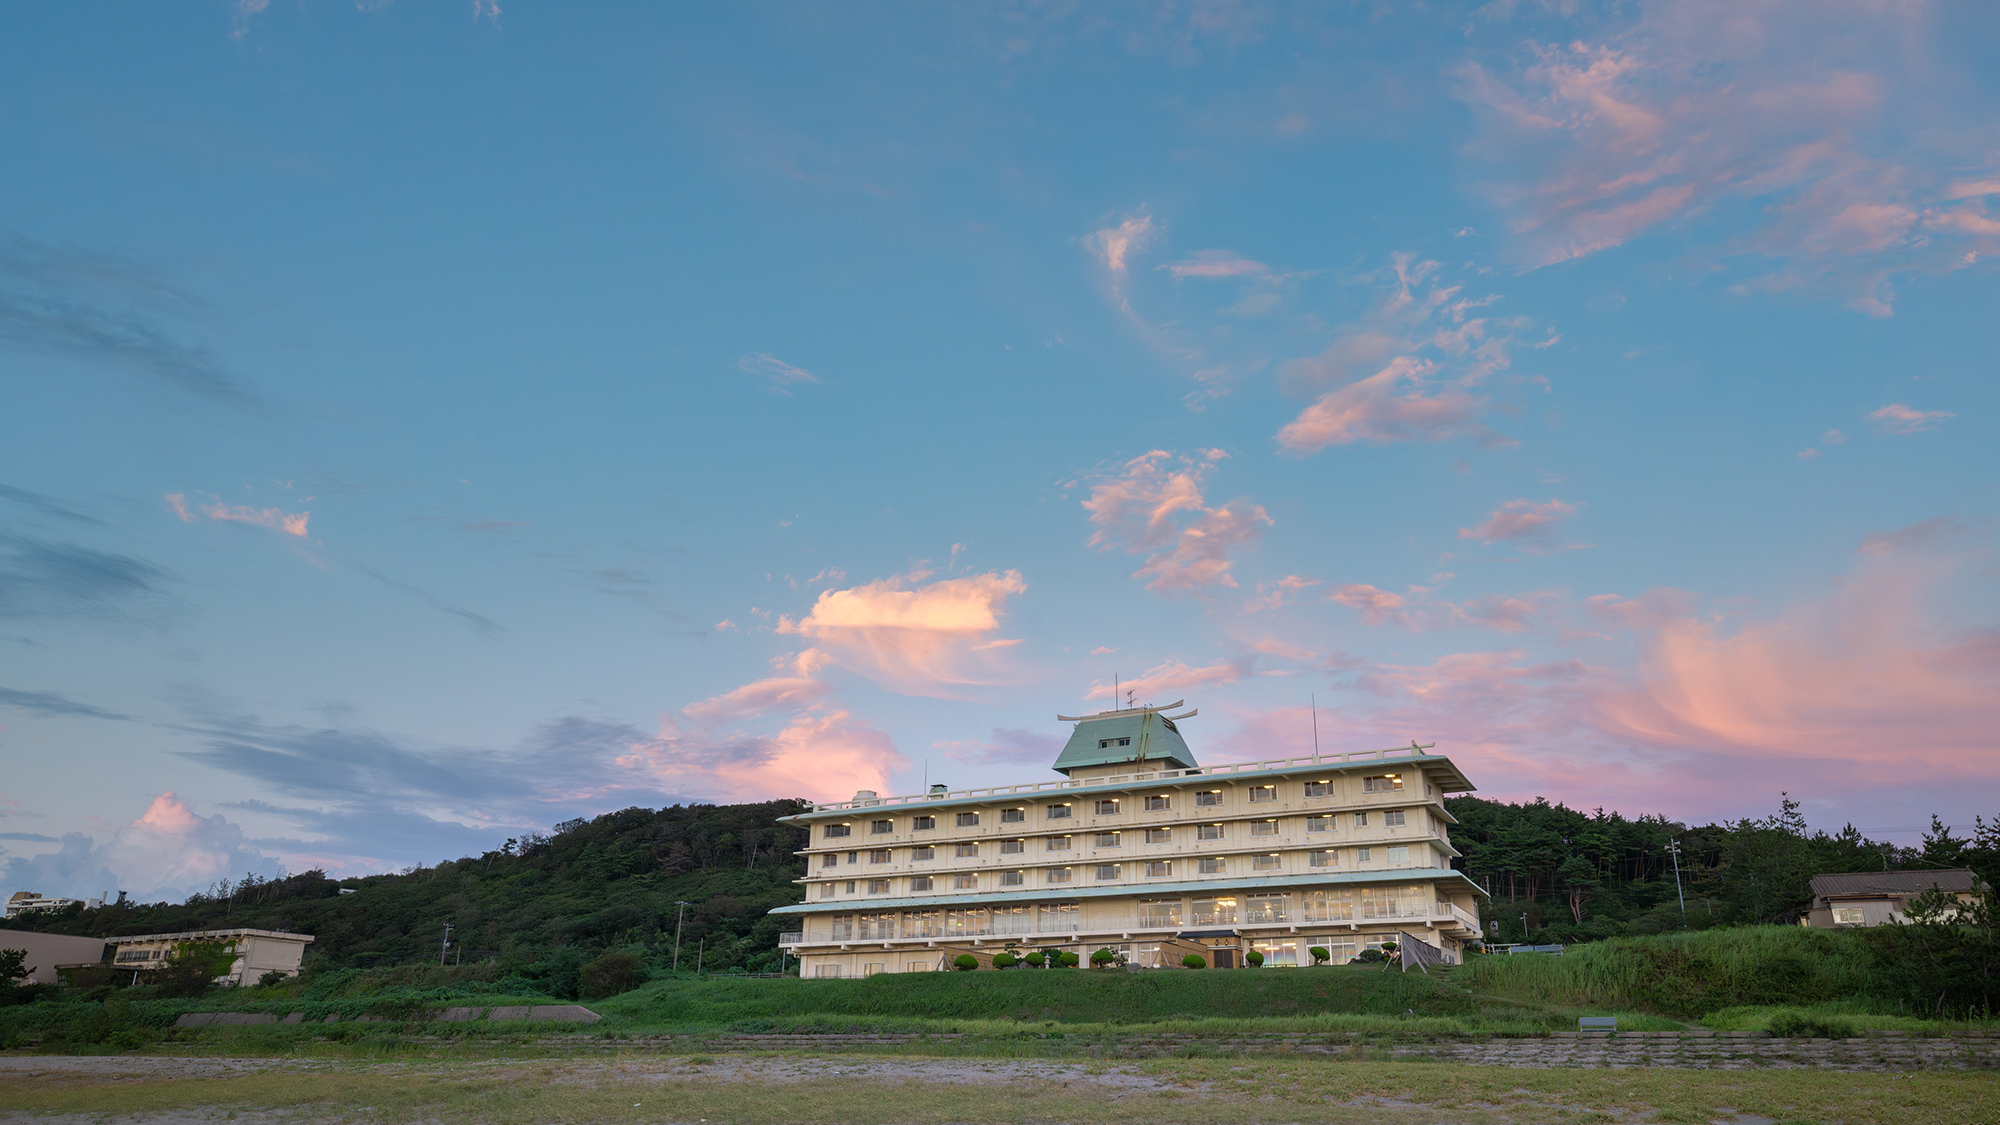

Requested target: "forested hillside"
[
  {"left": 1448, "top": 794, "right": 1998, "bottom": 944},
  {"left": 5, "top": 799, "right": 811, "bottom": 984}
]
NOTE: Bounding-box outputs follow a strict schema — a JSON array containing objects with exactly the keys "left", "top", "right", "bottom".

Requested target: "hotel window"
[
  {"left": 1363, "top": 773, "right": 1404, "bottom": 793},
  {"left": 825, "top": 823, "right": 852, "bottom": 838},
  {"left": 1095, "top": 863, "right": 1123, "bottom": 881},
  {"left": 845, "top": 880, "right": 857, "bottom": 893},
  {"left": 1000, "top": 839, "right": 1026, "bottom": 855},
  {"left": 1140, "top": 899, "right": 1182, "bottom": 926},
  {"left": 1248, "top": 785, "right": 1277, "bottom": 803},
  {"left": 1245, "top": 892, "right": 1290, "bottom": 923},
  {"left": 1833, "top": 907, "right": 1865, "bottom": 925},
  {"left": 1251, "top": 820, "right": 1278, "bottom": 837},
  {"left": 1094, "top": 799, "right": 1120, "bottom": 815},
  {"left": 1195, "top": 790, "right": 1223, "bottom": 807},
  {"left": 1039, "top": 901, "right": 1080, "bottom": 930},
  {"left": 956, "top": 812, "right": 980, "bottom": 827},
  {"left": 1308, "top": 850, "right": 1336, "bottom": 868},
  {"left": 912, "top": 846, "right": 935, "bottom": 861},
  {"left": 1046, "top": 803, "right": 1073, "bottom": 819},
  {"left": 1047, "top": 867, "right": 1073, "bottom": 884},
  {"left": 908, "top": 876, "right": 933, "bottom": 892},
  {"left": 1193, "top": 895, "right": 1238, "bottom": 925},
  {"left": 1197, "top": 823, "right": 1224, "bottom": 841},
  {"left": 912, "top": 816, "right": 936, "bottom": 830},
  {"left": 1095, "top": 832, "right": 1121, "bottom": 848},
  {"left": 863, "top": 962, "right": 886, "bottom": 977},
  {"left": 868, "top": 849, "right": 891, "bottom": 864},
  {"left": 814, "top": 964, "right": 845, "bottom": 978},
  {"left": 1300, "top": 889, "right": 1354, "bottom": 922},
  {"left": 820, "top": 853, "right": 839, "bottom": 868},
  {"left": 1144, "top": 795, "right": 1171, "bottom": 811},
  {"left": 870, "top": 819, "right": 893, "bottom": 834},
  {"left": 1197, "top": 857, "right": 1226, "bottom": 874},
  {"left": 1250, "top": 938, "right": 1299, "bottom": 966},
  {"left": 955, "top": 843, "right": 979, "bottom": 858},
  {"left": 1097, "top": 737, "right": 1132, "bottom": 749},
  {"left": 867, "top": 879, "right": 891, "bottom": 894},
  {"left": 1354, "top": 811, "right": 1370, "bottom": 827},
  {"left": 857, "top": 913, "right": 896, "bottom": 940},
  {"left": 1000, "top": 870, "right": 1025, "bottom": 887},
  {"left": 1145, "top": 860, "right": 1173, "bottom": 877},
  {"left": 847, "top": 851, "right": 859, "bottom": 864},
  {"left": 1046, "top": 835, "right": 1073, "bottom": 851},
  {"left": 818, "top": 883, "right": 834, "bottom": 898},
  {"left": 1306, "top": 817, "right": 1331, "bottom": 833},
  {"left": 1356, "top": 847, "right": 1373, "bottom": 862},
  {"left": 1252, "top": 853, "right": 1282, "bottom": 871},
  {"left": 1387, "top": 845, "right": 1410, "bottom": 865},
  {"left": 953, "top": 874, "right": 978, "bottom": 890},
  {"left": 1361, "top": 885, "right": 1425, "bottom": 919},
  {"left": 1384, "top": 809, "right": 1407, "bottom": 828},
  {"left": 829, "top": 914, "right": 855, "bottom": 939},
  {"left": 1303, "top": 780, "right": 1331, "bottom": 797},
  {"left": 1144, "top": 828, "right": 1172, "bottom": 844},
  {"left": 1001, "top": 808, "right": 1026, "bottom": 823}
]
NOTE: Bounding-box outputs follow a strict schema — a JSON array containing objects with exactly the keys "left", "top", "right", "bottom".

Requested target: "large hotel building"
[{"left": 773, "top": 702, "right": 1488, "bottom": 976}]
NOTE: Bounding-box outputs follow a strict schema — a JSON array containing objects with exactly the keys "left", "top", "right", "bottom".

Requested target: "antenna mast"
[{"left": 1311, "top": 693, "right": 1319, "bottom": 756}]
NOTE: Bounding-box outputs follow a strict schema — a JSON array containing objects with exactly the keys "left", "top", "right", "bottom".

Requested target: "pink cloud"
[
  {"left": 681, "top": 649, "right": 835, "bottom": 725},
  {"left": 1326, "top": 581, "right": 1564, "bottom": 635},
  {"left": 1245, "top": 574, "right": 1322, "bottom": 612},
  {"left": 1458, "top": 498, "right": 1580, "bottom": 546},
  {"left": 1870, "top": 403, "right": 1954, "bottom": 433},
  {"left": 1458, "top": 2, "right": 2000, "bottom": 310},
  {"left": 622, "top": 708, "right": 907, "bottom": 806},
  {"left": 1083, "top": 213, "right": 1157, "bottom": 277},
  {"left": 168, "top": 492, "right": 309, "bottom": 537},
  {"left": 777, "top": 568, "right": 1028, "bottom": 695},
  {"left": 1159, "top": 251, "right": 1271, "bottom": 279},
  {"left": 1326, "top": 583, "right": 1414, "bottom": 627},
  {"left": 1089, "top": 655, "right": 1252, "bottom": 704},
  {"left": 1081, "top": 450, "right": 1270, "bottom": 596},
  {"left": 737, "top": 352, "right": 819, "bottom": 395}
]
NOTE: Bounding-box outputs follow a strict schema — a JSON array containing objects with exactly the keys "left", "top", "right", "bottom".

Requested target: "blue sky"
[{"left": 4, "top": 1, "right": 1997, "bottom": 902}]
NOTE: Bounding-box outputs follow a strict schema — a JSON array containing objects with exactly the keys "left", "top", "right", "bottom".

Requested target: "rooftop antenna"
[
  {"left": 1311, "top": 693, "right": 1320, "bottom": 757},
  {"left": 1126, "top": 688, "right": 1136, "bottom": 708},
  {"left": 1113, "top": 674, "right": 1119, "bottom": 711}
]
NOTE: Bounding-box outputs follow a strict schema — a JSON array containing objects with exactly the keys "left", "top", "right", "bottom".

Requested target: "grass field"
[{"left": 3, "top": 1054, "right": 1996, "bottom": 1125}]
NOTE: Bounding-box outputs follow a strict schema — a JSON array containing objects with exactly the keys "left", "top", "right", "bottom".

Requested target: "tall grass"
[{"left": 1466, "top": 926, "right": 1876, "bottom": 1017}]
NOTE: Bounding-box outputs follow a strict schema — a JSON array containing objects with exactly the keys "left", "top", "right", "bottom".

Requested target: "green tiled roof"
[
  {"left": 1051, "top": 709, "right": 1198, "bottom": 775},
  {"left": 770, "top": 866, "right": 1487, "bottom": 915}
]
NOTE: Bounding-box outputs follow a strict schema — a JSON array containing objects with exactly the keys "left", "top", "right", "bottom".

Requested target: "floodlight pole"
[
  {"left": 1668, "top": 839, "right": 1688, "bottom": 924},
  {"left": 672, "top": 901, "right": 691, "bottom": 972}
]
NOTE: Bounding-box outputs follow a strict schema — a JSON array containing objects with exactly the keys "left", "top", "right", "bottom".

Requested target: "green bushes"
[
  {"left": 1308, "top": 947, "right": 1330, "bottom": 965},
  {"left": 1468, "top": 926, "right": 1875, "bottom": 1018},
  {"left": 952, "top": 955, "right": 978, "bottom": 972},
  {"left": 1056, "top": 952, "right": 1080, "bottom": 968},
  {"left": 1090, "top": 949, "right": 1118, "bottom": 968},
  {"left": 1022, "top": 952, "right": 1045, "bottom": 968},
  {"left": 1766, "top": 1010, "right": 1858, "bottom": 1038},
  {"left": 1181, "top": 954, "right": 1206, "bottom": 969},
  {"left": 579, "top": 952, "right": 647, "bottom": 999},
  {"left": 990, "top": 952, "right": 1016, "bottom": 969},
  {"left": 1244, "top": 950, "right": 1265, "bottom": 967}
]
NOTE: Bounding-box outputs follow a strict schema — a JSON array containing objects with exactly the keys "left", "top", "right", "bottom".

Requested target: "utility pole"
[
  {"left": 439, "top": 922, "right": 454, "bottom": 967},
  {"left": 1668, "top": 839, "right": 1688, "bottom": 924},
  {"left": 696, "top": 938, "right": 704, "bottom": 975},
  {"left": 672, "top": 901, "right": 692, "bottom": 972},
  {"left": 1519, "top": 913, "right": 1529, "bottom": 943}
]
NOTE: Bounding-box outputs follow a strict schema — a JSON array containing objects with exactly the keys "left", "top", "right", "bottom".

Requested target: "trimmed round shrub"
[
  {"left": 1381, "top": 940, "right": 1399, "bottom": 954},
  {"left": 1244, "top": 949, "right": 1265, "bottom": 967},
  {"left": 1023, "top": 951, "right": 1046, "bottom": 967},
  {"left": 1090, "top": 949, "right": 1118, "bottom": 968},
  {"left": 1307, "top": 946, "right": 1330, "bottom": 965},
  {"left": 991, "top": 952, "right": 1017, "bottom": 969},
  {"left": 1354, "top": 948, "right": 1388, "bottom": 963},
  {"left": 1181, "top": 954, "right": 1207, "bottom": 969},
  {"left": 953, "top": 954, "right": 979, "bottom": 972},
  {"left": 1056, "top": 951, "right": 1080, "bottom": 968}
]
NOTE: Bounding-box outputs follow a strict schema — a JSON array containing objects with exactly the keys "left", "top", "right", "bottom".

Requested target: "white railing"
[
  {"left": 778, "top": 931, "right": 804, "bottom": 946},
  {"left": 1441, "top": 903, "right": 1481, "bottom": 930},
  {"left": 806, "top": 744, "right": 1438, "bottom": 813}
]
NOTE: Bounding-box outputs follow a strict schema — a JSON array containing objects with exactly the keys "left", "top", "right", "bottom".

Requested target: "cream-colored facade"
[
  {"left": 774, "top": 705, "right": 1486, "bottom": 977},
  {"left": 106, "top": 928, "right": 313, "bottom": 985}
]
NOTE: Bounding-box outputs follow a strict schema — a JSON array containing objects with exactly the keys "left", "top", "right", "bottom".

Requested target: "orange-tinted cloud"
[
  {"left": 1160, "top": 251, "right": 1270, "bottom": 279},
  {"left": 620, "top": 708, "right": 906, "bottom": 807},
  {"left": 1088, "top": 655, "right": 1253, "bottom": 704},
  {"left": 1870, "top": 403, "right": 1954, "bottom": 433},
  {"left": 777, "top": 568, "right": 1028, "bottom": 696},
  {"left": 1082, "top": 450, "right": 1270, "bottom": 596},
  {"left": 1459, "top": 498, "right": 1580, "bottom": 548},
  {"left": 167, "top": 492, "right": 309, "bottom": 537}
]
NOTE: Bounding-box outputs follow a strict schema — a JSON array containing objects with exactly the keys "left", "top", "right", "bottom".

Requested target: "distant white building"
[
  {"left": 4, "top": 891, "right": 105, "bottom": 919},
  {"left": 106, "top": 928, "right": 314, "bottom": 986}
]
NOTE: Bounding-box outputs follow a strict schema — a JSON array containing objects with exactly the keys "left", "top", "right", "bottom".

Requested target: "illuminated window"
[
  {"left": 912, "top": 816, "right": 936, "bottom": 830},
  {"left": 956, "top": 812, "right": 980, "bottom": 827},
  {"left": 1252, "top": 854, "right": 1281, "bottom": 871},
  {"left": 953, "top": 874, "right": 978, "bottom": 890},
  {"left": 1306, "top": 817, "right": 1331, "bottom": 832},
  {"left": 1095, "top": 832, "right": 1121, "bottom": 848},
  {"left": 1145, "top": 860, "right": 1172, "bottom": 877},
  {"left": 825, "top": 824, "right": 852, "bottom": 838},
  {"left": 1833, "top": 907, "right": 1865, "bottom": 925},
  {"left": 1198, "top": 857, "right": 1226, "bottom": 874},
  {"left": 820, "top": 853, "right": 839, "bottom": 868},
  {"left": 818, "top": 883, "right": 834, "bottom": 898},
  {"left": 1144, "top": 828, "right": 1172, "bottom": 844},
  {"left": 1248, "top": 785, "right": 1277, "bottom": 803},
  {"left": 1001, "top": 808, "right": 1026, "bottom": 823},
  {"left": 1251, "top": 820, "right": 1278, "bottom": 837},
  {"left": 868, "top": 849, "right": 890, "bottom": 864},
  {"left": 1195, "top": 790, "right": 1223, "bottom": 807},
  {"left": 1046, "top": 836, "right": 1073, "bottom": 851},
  {"left": 1363, "top": 774, "right": 1403, "bottom": 793},
  {"left": 1046, "top": 804, "right": 1073, "bottom": 820},
  {"left": 955, "top": 843, "right": 979, "bottom": 858},
  {"left": 1094, "top": 864, "right": 1122, "bottom": 881},
  {"left": 1094, "top": 799, "right": 1120, "bottom": 815},
  {"left": 1303, "top": 780, "right": 1331, "bottom": 797},
  {"left": 908, "top": 876, "right": 933, "bottom": 892},
  {"left": 912, "top": 846, "right": 935, "bottom": 861},
  {"left": 866, "top": 879, "right": 890, "bottom": 894},
  {"left": 1000, "top": 839, "right": 1026, "bottom": 854},
  {"left": 1046, "top": 867, "right": 1073, "bottom": 884},
  {"left": 870, "top": 819, "right": 893, "bottom": 834},
  {"left": 1308, "top": 850, "right": 1336, "bottom": 868},
  {"left": 1197, "top": 823, "right": 1224, "bottom": 841},
  {"left": 1000, "top": 870, "right": 1024, "bottom": 887},
  {"left": 1144, "top": 795, "right": 1171, "bottom": 811}
]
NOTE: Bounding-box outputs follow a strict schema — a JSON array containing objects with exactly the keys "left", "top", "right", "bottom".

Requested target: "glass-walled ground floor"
[{"left": 786, "top": 924, "right": 1464, "bottom": 978}]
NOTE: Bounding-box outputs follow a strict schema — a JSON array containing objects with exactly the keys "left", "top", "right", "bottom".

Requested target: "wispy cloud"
[
  {"left": 1870, "top": 403, "right": 1953, "bottom": 434},
  {"left": 354, "top": 562, "right": 504, "bottom": 637},
  {"left": 1080, "top": 450, "right": 1271, "bottom": 596},
  {"left": 0, "top": 534, "right": 166, "bottom": 620},
  {"left": 0, "top": 484, "right": 103, "bottom": 525},
  {"left": 0, "top": 238, "right": 255, "bottom": 407},
  {"left": 1159, "top": 251, "right": 1271, "bottom": 279},
  {"left": 737, "top": 352, "right": 820, "bottom": 395},
  {"left": 1458, "top": 497, "right": 1582, "bottom": 549},
  {"left": 936, "top": 726, "right": 1066, "bottom": 767},
  {"left": 0, "top": 685, "right": 132, "bottom": 722},
  {"left": 1274, "top": 254, "right": 1544, "bottom": 454},
  {"left": 1088, "top": 655, "right": 1255, "bottom": 704},
  {"left": 1458, "top": 1, "right": 2000, "bottom": 312},
  {"left": 170, "top": 494, "right": 310, "bottom": 538}
]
